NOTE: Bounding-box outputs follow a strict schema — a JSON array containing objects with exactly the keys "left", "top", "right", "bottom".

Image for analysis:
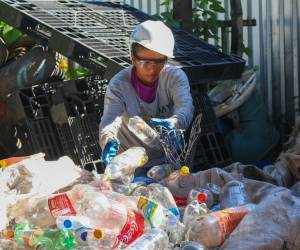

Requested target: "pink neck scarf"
[{"left": 131, "top": 67, "right": 159, "bottom": 103}]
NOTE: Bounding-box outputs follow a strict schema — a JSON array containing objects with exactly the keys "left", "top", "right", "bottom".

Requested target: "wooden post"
[
  {"left": 173, "top": 0, "right": 193, "bottom": 33},
  {"left": 230, "top": 0, "right": 243, "bottom": 56}
]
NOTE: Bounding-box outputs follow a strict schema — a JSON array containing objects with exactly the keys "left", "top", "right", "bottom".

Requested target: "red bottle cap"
[{"left": 197, "top": 192, "right": 207, "bottom": 203}]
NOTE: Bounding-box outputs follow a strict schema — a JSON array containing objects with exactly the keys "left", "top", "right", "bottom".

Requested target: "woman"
[{"left": 99, "top": 20, "right": 194, "bottom": 169}]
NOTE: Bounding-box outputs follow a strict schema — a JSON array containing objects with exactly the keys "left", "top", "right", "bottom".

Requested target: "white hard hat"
[{"left": 130, "top": 20, "right": 175, "bottom": 58}]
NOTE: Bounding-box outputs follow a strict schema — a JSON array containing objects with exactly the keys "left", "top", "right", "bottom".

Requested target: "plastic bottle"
[
  {"left": 187, "top": 188, "right": 214, "bottom": 208},
  {"left": 147, "top": 163, "right": 173, "bottom": 181},
  {"left": 206, "top": 183, "right": 221, "bottom": 205},
  {"left": 125, "top": 228, "right": 169, "bottom": 250},
  {"left": 180, "top": 241, "right": 207, "bottom": 250},
  {"left": 147, "top": 183, "right": 180, "bottom": 219},
  {"left": 160, "top": 166, "right": 195, "bottom": 207},
  {"left": 136, "top": 196, "right": 184, "bottom": 243},
  {"left": 220, "top": 180, "right": 251, "bottom": 209},
  {"left": 13, "top": 224, "right": 77, "bottom": 249},
  {"left": 0, "top": 229, "right": 14, "bottom": 239},
  {"left": 56, "top": 215, "right": 91, "bottom": 230},
  {"left": 104, "top": 147, "right": 148, "bottom": 184},
  {"left": 186, "top": 204, "right": 256, "bottom": 248},
  {"left": 183, "top": 197, "right": 209, "bottom": 227},
  {"left": 128, "top": 116, "right": 161, "bottom": 146},
  {"left": 75, "top": 227, "right": 118, "bottom": 249}
]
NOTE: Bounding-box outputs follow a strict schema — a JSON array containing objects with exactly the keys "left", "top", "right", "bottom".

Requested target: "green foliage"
[
  {"left": 157, "top": 0, "right": 251, "bottom": 57},
  {"left": 193, "top": 0, "right": 225, "bottom": 41},
  {"left": 0, "top": 21, "right": 22, "bottom": 47}
]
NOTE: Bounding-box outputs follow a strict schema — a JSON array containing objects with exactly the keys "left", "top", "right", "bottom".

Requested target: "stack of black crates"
[{"left": 0, "top": 0, "right": 245, "bottom": 171}]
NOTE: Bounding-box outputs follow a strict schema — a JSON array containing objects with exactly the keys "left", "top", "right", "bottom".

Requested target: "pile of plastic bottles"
[{"left": 0, "top": 147, "right": 256, "bottom": 249}]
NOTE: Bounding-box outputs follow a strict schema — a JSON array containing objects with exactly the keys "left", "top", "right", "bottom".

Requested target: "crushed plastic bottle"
[
  {"left": 180, "top": 241, "right": 207, "bottom": 250},
  {"left": 147, "top": 163, "right": 173, "bottom": 181},
  {"left": 136, "top": 196, "right": 184, "bottom": 243},
  {"left": 128, "top": 116, "right": 161, "bottom": 146},
  {"left": 187, "top": 188, "right": 214, "bottom": 208},
  {"left": 104, "top": 147, "right": 148, "bottom": 184},
  {"left": 160, "top": 166, "right": 195, "bottom": 207},
  {"left": 147, "top": 183, "right": 180, "bottom": 219},
  {"left": 206, "top": 182, "right": 221, "bottom": 204},
  {"left": 56, "top": 215, "right": 91, "bottom": 230},
  {"left": 220, "top": 180, "right": 251, "bottom": 209},
  {"left": 186, "top": 203, "right": 256, "bottom": 248},
  {"left": 126, "top": 228, "right": 169, "bottom": 250},
  {"left": 183, "top": 197, "right": 209, "bottom": 227}
]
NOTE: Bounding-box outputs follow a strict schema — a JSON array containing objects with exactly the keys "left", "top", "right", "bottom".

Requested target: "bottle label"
[
  {"left": 117, "top": 209, "right": 144, "bottom": 245},
  {"left": 137, "top": 197, "right": 164, "bottom": 227},
  {"left": 214, "top": 205, "right": 251, "bottom": 243},
  {"left": 48, "top": 193, "right": 76, "bottom": 218},
  {"left": 173, "top": 195, "right": 187, "bottom": 207}
]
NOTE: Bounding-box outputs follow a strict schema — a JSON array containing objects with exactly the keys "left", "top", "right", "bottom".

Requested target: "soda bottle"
[
  {"left": 187, "top": 188, "right": 214, "bottom": 208},
  {"left": 125, "top": 228, "right": 169, "bottom": 250},
  {"left": 128, "top": 116, "right": 161, "bottom": 146},
  {"left": 183, "top": 198, "right": 209, "bottom": 227},
  {"left": 220, "top": 180, "right": 251, "bottom": 209},
  {"left": 160, "top": 166, "right": 195, "bottom": 207},
  {"left": 186, "top": 204, "right": 256, "bottom": 248},
  {"left": 147, "top": 163, "right": 173, "bottom": 181},
  {"left": 104, "top": 147, "right": 148, "bottom": 184}
]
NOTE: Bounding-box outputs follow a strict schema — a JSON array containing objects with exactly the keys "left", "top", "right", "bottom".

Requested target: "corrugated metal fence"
[{"left": 122, "top": 0, "right": 299, "bottom": 135}]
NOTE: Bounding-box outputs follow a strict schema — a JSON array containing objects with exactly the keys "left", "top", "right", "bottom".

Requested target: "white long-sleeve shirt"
[{"left": 99, "top": 65, "right": 194, "bottom": 160}]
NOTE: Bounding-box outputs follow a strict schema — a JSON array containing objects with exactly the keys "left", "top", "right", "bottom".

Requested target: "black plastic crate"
[
  {"left": 187, "top": 131, "right": 232, "bottom": 171},
  {"left": 0, "top": 0, "right": 245, "bottom": 83},
  {"left": 186, "top": 88, "right": 232, "bottom": 171},
  {"left": 15, "top": 118, "right": 63, "bottom": 160},
  {"left": 68, "top": 114, "right": 102, "bottom": 167}
]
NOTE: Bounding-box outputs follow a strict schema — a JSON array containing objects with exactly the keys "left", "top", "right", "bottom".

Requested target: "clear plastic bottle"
[
  {"left": 56, "top": 215, "right": 91, "bottom": 230},
  {"left": 75, "top": 227, "right": 118, "bottom": 249},
  {"left": 183, "top": 198, "right": 209, "bottom": 227},
  {"left": 186, "top": 204, "right": 256, "bottom": 248},
  {"left": 104, "top": 147, "right": 148, "bottom": 184},
  {"left": 147, "top": 164, "right": 173, "bottom": 181},
  {"left": 136, "top": 196, "right": 184, "bottom": 243},
  {"left": 220, "top": 180, "right": 251, "bottom": 209},
  {"left": 187, "top": 188, "right": 214, "bottom": 208},
  {"left": 206, "top": 183, "right": 221, "bottom": 205},
  {"left": 128, "top": 116, "right": 161, "bottom": 146},
  {"left": 126, "top": 228, "right": 169, "bottom": 250},
  {"left": 160, "top": 166, "right": 195, "bottom": 207},
  {"left": 180, "top": 241, "right": 207, "bottom": 250}
]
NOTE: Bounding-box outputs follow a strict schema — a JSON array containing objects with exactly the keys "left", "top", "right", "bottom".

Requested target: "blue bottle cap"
[{"left": 63, "top": 219, "right": 72, "bottom": 229}]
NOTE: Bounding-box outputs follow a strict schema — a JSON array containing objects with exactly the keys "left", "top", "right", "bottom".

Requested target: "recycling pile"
[{"left": 1, "top": 125, "right": 300, "bottom": 250}]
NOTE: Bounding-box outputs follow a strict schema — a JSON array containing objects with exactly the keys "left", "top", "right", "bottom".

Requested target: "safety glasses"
[{"left": 133, "top": 54, "right": 167, "bottom": 68}]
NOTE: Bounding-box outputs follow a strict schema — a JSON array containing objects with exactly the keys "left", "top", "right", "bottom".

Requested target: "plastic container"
[
  {"left": 186, "top": 204, "right": 256, "bottom": 248},
  {"left": 126, "top": 228, "right": 169, "bottom": 250},
  {"left": 128, "top": 116, "right": 160, "bottom": 146},
  {"left": 180, "top": 241, "right": 207, "bottom": 250},
  {"left": 104, "top": 147, "right": 148, "bottom": 184},
  {"left": 160, "top": 166, "right": 195, "bottom": 207},
  {"left": 187, "top": 188, "right": 214, "bottom": 208},
  {"left": 13, "top": 224, "right": 77, "bottom": 249},
  {"left": 183, "top": 199, "right": 209, "bottom": 227},
  {"left": 220, "top": 180, "right": 251, "bottom": 209},
  {"left": 147, "top": 163, "right": 173, "bottom": 181}
]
